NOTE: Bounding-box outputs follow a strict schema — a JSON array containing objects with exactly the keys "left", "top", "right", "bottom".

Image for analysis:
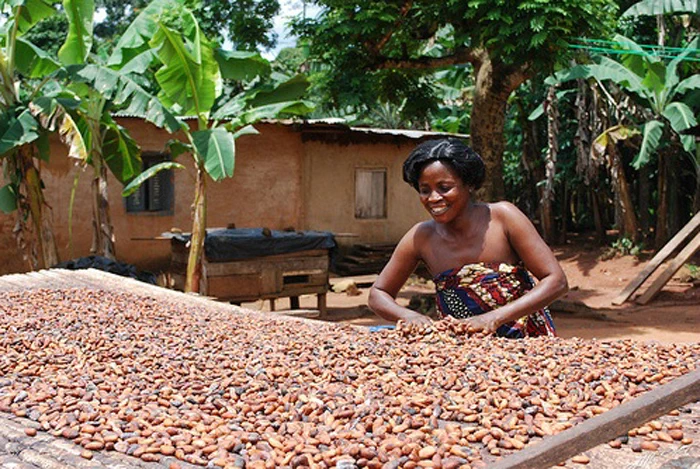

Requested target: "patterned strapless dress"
[{"left": 433, "top": 262, "right": 556, "bottom": 338}]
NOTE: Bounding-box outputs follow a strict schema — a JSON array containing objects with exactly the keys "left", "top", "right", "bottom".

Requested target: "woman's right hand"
[{"left": 400, "top": 311, "right": 433, "bottom": 325}]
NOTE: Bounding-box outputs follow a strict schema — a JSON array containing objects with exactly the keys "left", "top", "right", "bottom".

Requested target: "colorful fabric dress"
[{"left": 433, "top": 262, "right": 556, "bottom": 338}]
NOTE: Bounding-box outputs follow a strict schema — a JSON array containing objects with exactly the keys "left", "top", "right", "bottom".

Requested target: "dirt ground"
[{"left": 243, "top": 235, "right": 700, "bottom": 344}]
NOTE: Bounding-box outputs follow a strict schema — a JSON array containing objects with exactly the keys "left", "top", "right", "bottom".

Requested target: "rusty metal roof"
[{"left": 113, "top": 115, "right": 469, "bottom": 140}]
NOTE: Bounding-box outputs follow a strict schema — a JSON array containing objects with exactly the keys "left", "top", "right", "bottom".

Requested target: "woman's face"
[{"left": 417, "top": 161, "right": 471, "bottom": 223}]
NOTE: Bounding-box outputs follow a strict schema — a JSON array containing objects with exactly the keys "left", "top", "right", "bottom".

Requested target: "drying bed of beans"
[{"left": 0, "top": 288, "right": 697, "bottom": 469}]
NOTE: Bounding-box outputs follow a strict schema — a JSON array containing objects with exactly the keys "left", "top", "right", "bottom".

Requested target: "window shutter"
[
  {"left": 148, "top": 167, "right": 165, "bottom": 211},
  {"left": 125, "top": 186, "right": 147, "bottom": 212},
  {"left": 355, "top": 169, "right": 386, "bottom": 219}
]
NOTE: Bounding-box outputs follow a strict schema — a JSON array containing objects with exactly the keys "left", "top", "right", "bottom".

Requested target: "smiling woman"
[{"left": 368, "top": 138, "right": 568, "bottom": 338}]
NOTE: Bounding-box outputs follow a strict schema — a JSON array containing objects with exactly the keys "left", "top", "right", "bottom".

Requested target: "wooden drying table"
[{"left": 169, "top": 230, "right": 333, "bottom": 316}]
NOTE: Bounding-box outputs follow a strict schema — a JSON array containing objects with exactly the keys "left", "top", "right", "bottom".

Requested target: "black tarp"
[
  {"left": 54, "top": 256, "right": 157, "bottom": 284},
  {"left": 170, "top": 228, "right": 336, "bottom": 262}
]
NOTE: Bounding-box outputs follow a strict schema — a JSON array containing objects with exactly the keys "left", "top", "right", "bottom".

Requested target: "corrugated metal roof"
[
  {"left": 348, "top": 126, "right": 468, "bottom": 140},
  {"left": 262, "top": 118, "right": 468, "bottom": 139},
  {"left": 113, "top": 114, "right": 468, "bottom": 140}
]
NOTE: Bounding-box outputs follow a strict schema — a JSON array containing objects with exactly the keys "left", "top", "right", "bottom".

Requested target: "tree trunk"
[
  {"left": 559, "top": 181, "right": 568, "bottom": 244},
  {"left": 694, "top": 145, "right": 700, "bottom": 214},
  {"left": 91, "top": 156, "right": 117, "bottom": 260},
  {"left": 541, "top": 86, "right": 559, "bottom": 244},
  {"left": 515, "top": 91, "right": 543, "bottom": 221},
  {"left": 185, "top": 167, "right": 207, "bottom": 293},
  {"left": 610, "top": 144, "right": 638, "bottom": 241},
  {"left": 20, "top": 149, "right": 59, "bottom": 269},
  {"left": 470, "top": 56, "right": 525, "bottom": 202},
  {"left": 639, "top": 165, "right": 651, "bottom": 244},
  {"left": 694, "top": 168, "right": 700, "bottom": 215},
  {"left": 590, "top": 187, "right": 605, "bottom": 244},
  {"left": 656, "top": 153, "right": 669, "bottom": 248},
  {"left": 87, "top": 96, "right": 116, "bottom": 260},
  {"left": 575, "top": 79, "right": 595, "bottom": 184},
  {"left": 667, "top": 151, "right": 681, "bottom": 238}
]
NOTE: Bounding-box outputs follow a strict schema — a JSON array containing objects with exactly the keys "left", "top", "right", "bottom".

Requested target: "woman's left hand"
[{"left": 457, "top": 314, "right": 500, "bottom": 335}]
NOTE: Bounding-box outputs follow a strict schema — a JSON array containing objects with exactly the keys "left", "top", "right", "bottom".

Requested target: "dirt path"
[{"left": 243, "top": 240, "right": 700, "bottom": 344}]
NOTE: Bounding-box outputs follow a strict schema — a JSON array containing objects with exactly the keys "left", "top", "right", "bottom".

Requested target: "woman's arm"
[
  {"left": 369, "top": 224, "right": 433, "bottom": 325},
  {"left": 462, "top": 202, "right": 568, "bottom": 333}
]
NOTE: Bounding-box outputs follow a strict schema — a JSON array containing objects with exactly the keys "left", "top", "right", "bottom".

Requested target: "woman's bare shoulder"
[
  {"left": 486, "top": 201, "right": 537, "bottom": 238},
  {"left": 488, "top": 200, "right": 521, "bottom": 216},
  {"left": 413, "top": 220, "right": 436, "bottom": 235},
  {"left": 487, "top": 201, "right": 528, "bottom": 224},
  {"left": 398, "top": 221, "right": 436, "bottom": 251}
]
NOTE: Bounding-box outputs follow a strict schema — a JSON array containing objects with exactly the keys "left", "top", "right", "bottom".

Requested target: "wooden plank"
[
  {"left": 207, "top": 274, "right": 261, "bottom": 299},
  {"left": 260, "top": 268, "right": 279, "bottom": 295},
  {"left": 612, "top": 211, "right": 700, "bottom": 305},
  {"left": 489, "top": 368, "right": 700, "bottom": 469},
  {"left": 207, "top": 249, "right": 328, "bottom": 263},
  {"left": 636, "top": 230, "right": 700, "bottom": 305},
  {"left": 201, "top": 251, "right": 328, "bottom": 277},
  {"left": 204, "top": 260, "right": 261, "bottom": 276}
]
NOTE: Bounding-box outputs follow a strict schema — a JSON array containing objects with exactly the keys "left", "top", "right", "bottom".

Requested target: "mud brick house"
[{"left": 0, "top": 118, "right": 466, "bottom": 275}]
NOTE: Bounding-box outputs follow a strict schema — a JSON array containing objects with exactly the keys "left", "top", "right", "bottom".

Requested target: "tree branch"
[
  {"left": 365, "top": 0, "right": 414, "bottom": 55},
  {"left": 503, "top": 62, "right": 533, "bottom": 93},
  {"left": 374, "top": 47, "right": 480, "bottom": 70}
]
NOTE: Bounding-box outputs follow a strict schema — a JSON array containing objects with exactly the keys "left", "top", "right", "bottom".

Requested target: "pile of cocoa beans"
[{"left": 0, "top": 288, "right": 697, "bottom": 469}]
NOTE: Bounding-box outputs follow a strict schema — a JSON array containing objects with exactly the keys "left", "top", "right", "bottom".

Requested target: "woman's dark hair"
[{"left": 402, "top": 138, "right": 485, "bottom": 191}]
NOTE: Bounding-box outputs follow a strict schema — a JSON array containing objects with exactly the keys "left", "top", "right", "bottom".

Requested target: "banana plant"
[
  {"left": 0, "top": 0, "right": 89, "bottom": 269},
  {"left": 54, "top": 0, "right": 123, "bottom": 259},
  {"left": 622, "top": 0, "right": 699, "bottom": 17},
  {"left": 547, "top": 35, "right": 698, "bottom": 165},
  {"left": 53, "top": 0, "right": 151, "bottom": 260},
  {"left": 544, "top": 35, "right": 699, "bottom": 243},
  {"left": 114, "top": 0, "right": 313, "bottom": 293}
]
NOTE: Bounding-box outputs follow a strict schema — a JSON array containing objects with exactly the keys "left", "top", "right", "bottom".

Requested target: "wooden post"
[
  {"left": 636, "top": 230, "right": 700, "bottom": 304},
  {"left": 489, "top": 368, "right": 700, "bottom": 469},
  {"left": 317, "top": 293, "right": 327, "bottom": 318},
  {"left": 612, "top": 211, "right": 700, "bottom": 305}
]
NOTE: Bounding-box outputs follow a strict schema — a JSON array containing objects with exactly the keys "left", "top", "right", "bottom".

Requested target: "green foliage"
[
  {"left": 196, "top": 0, "right": 279, "bottom": 51},
  {"left": 6, "top": 0, "right": 56, "bottom": 34},
  {"left": 292, "top": 0, "right": 617, "bottom": 130},
  {"left": 58, "top": 0, "right": 93, "bottom": 65},
  {"left": 109, "top": 0, "right": 312, "bottom": 187},
  {"left": 22, "top": 13, "right": 67, "bottom": 57},
  {"left": 150, "top": 10, "right": 221, "bottom": 117},
  {"left": 68, "top": 64, "right": 181, "bottom": 132},
  {"left": 601, "top": 236, "right": 644, "bottom": 259},
  {"left": 685, "top": 263, "right": 700, "bottom": 281},
  {"left": 216, "top": 50, "right": 271, "bottom": 81},
  {"left": 0, "top": 183, "right": 17, "bottom": 213},
  {"left": 15, "top": 37, "right": 61, "bottom": 77},
  {"left": 101, "top": 114, "right": 142, "bottom": 184},
  {"left": 193, "top": 127, "right": 235, "bottom": 181},
  {"left": 94, "top": 0, "right": 280, "bottom": 52},
  {"left": 122, "top": 161, "right": 184, "bottom": 197},
  {"left": 0, "top": 108, "right": 41, "bottom": 156},
  {"left": 272, "top": 47, "right": 308, "bottom": 75},
  {"left": 549, "top": 35, "right": 699, "bottom": 171},
  {"left": 622, "top": 0, "right": 699, "bottom": 17}
]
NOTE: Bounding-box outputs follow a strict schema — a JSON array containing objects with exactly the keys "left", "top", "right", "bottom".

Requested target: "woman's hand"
[
  {"left": 448, "top": 313, "right": 500, "bottom": 334},
  {"left": 401, "top": 311, "right": 433, "bottom": 325}
]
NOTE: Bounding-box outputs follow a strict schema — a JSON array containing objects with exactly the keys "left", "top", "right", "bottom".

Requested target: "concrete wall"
[{"left": 301, "top": 138, "right": 428, "bottom": 246}]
